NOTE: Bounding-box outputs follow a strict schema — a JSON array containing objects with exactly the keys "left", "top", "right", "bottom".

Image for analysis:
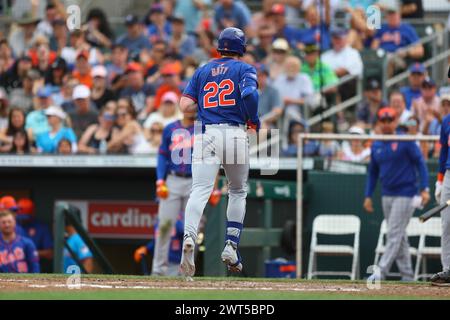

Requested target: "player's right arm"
[
  {"left": 156, "top": 126, "right": 171, "bottom": 199},
  {"left": 24, "top": 239, "right": 40, "bottom": 273},
  {"left": 239, "top": 64, "right": 260, "bottom": 131},
  {"left": 436, "top": 117, "right": 449, "bottom": 202},
  {"left": 180, "top": 69, "right": 200, "bottom": 113},
  {"left": 364, "top": 145, "right": 380, "bottom": 213}
]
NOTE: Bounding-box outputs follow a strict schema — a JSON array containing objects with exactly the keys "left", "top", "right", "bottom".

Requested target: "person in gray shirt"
[{"left": 256, "top": 64, "right": 282, "bottom": 130}]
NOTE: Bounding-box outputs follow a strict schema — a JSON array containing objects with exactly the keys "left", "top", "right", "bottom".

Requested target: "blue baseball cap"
[{"left": 409, "top": 63, "right": 426, "bottom": 74}]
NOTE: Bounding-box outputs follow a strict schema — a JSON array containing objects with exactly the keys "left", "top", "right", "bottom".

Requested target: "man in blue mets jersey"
[
  {"left": 0, "top": 210, "right": 40, "bottom": 273},
  {"left": 179, "top": 27, "right": 260, "bottom": 277}
]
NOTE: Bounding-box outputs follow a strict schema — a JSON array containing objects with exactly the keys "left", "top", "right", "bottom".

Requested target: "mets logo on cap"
[{"left": 391, "top": 142, "right": 398, "bottom": 152}]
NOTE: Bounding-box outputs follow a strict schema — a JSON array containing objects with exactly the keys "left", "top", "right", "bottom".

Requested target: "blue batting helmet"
[{"left": 217, "top": 27, "right": 246, "bottom": 56}]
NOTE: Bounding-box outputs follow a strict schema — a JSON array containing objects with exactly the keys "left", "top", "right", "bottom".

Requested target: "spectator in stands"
[
  {"left": 426, "top": 94, "right": 450, "bottom": 136},
  {"left": 282, "top": 119, "right": 319, "bottom": 157},
  {"left": 84, "top": 8, "right": 115, "bottom": 49},
  {"left": 192, "top": 30, "right": 221, "bottom": 66},
  {"left": 16, "top": 198, "right": 53, "bottom": 272},
  {"left": 57, "top": 138, "right": 73, "bottom": 155},
  {"left": 8, "top": 13, "right": 41, "bottom": 58},
  {"left": 29, "top": 35, "right": 56, "bottom": 77},
  {"left": 36, "top": 3, "right": 61, "bottom": 38},
  {"left": 168, "top": 15, "right": 196, "bottom": 59},
  {"left": 67, "top": 85, "right": 98, "bottom": 139},
  {"left": 146, "top": 3, "right": 172, "bottom": 45},
  {"left": 1, "top": 56, "right": 33, "bottom": 92},
  {"left": 45, "top": 57, "right": 68, "bottom": 89},
  {"left": 214, "top": 0, "right": 253, "bottom": 36},
  {"left": 298, "top": 3, "right": 331, "bottom": 51},
  {"left": 9, "top": 70, "right": 35, "bottom": 114},
  {"left": 371, "top": 5, "right": 424, "bottom": 76},
  {"left": 120, "top": 62, "right": 156, "bottom": 119},
  {"left": 25, "top": 86, "right": 53, "bottom": 137},
  {"left": 252, "top": 25, "right": 276, "bottom": 62},
  {"left": 301, "top": 42, "right": 338, "bottom": 94},
  {"left": 143, "top": 40, "right": 168, "bottom": 82},
  {"left": 49, "top": 18, "right": 68, "bottom": 53},
  {"left": 266, "top": 4, "right": 301, "bottom": 49},
  {"left": 400, "top": 62, "right": 426, "bottom": 110},
  {"left": 321, "top": 26, "right": 363, "bottom": 101},
  {"left": 61, "top": 30, "right": 103, "bottom": 68},
  {"left": 147, "top": 121, "right": 164, "bottom": 154},
  {"left": 56, "top": 75, "right": 79, "bottom": 110},
  {"left": 0, "top": 210, "right": 40, "bottom": 273},
  {"left": 107, "top": 43, "right": 128, "bottom": 89},
  {"left": 340, "top": 126, "right": 371, "bottom": 162},
  {"left": 91, "top": 65, "right": 116, "bottom": 111},
  {"left": 35, "top": 106, "right": 76, "bottom": 154},
  {"left": 72, "top": 50, "right": 93, "bottom": 89},
  {"left": 108, "top": 99, "right": 152, "bottom": 154},
  {"left": 9, "top": 129, "right": 32, "bottom": 154},
  {"left": 318, "top": 121, "right": 340, "bottom": 158},
  {"left": 0, "top": 108, "right": 33, "bottom": 153},
  {"left": 78, "top": 107, "right": 119, "bottom": 155},
  {"left": 346, "top": 4, "right": 377, "bottom": 50},
  {"left": 390, "top": 91, "right": 412, "bottom": 124},
  {"left": 255, "top": 64, "right": 282, "bottom": 130},
  {"left": 0, "top": 39, "right": 15, "bottom": 73},
  {"left": 273, "top": 56, "right": 314, "bottom": 145},
  {"left": 356, "top": 79, "right": 386, "bottom": 130},
  {"left": 116, "top": 14, "right": 152, "bottom": 58},
  {"left": 262, "top": 0, "right": 303, "bottom": 27},
  {"left": 267, "top": 38, "right": 290, "bottom": 80},
  {"left": 173, "top": 0, "right": 210, "bottom": 34},
  {"left": 143, "top": 91, "right": 182, "bottom": 136},
  {"left": 400, "top": 0, "right": 424, "bottom": 19},
  {"left": 0, "top": 88, "right": 8, "bottom": 131},
  {"left": 412, "top": 78, "right": 440, "bottom": 134},
  {"left": 153, "top": 64, "right": 183, "bottom": 111},
  {"left": 63, "top": 211, "right": 93, "bottom": 274}
]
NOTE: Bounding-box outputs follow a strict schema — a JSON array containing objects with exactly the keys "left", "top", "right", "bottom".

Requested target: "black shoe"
[{"left": 430, "top": 270, "right": 450, "bottom": 286}]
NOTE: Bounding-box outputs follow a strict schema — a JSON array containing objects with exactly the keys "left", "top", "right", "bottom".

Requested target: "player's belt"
[
  {"left": 170, "top": 171, "right": 192, "bottom": 178},
  {"left": 205, "top": 123, "right": 246, "bottom": 129}
]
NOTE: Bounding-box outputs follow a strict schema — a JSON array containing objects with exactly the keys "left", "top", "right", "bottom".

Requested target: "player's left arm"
[
  {"left": 25, "top": 240, "right": 40, "bottom": 273},
  {"left": 180, "top": 69, "right": 200, "bottom": 113},
  {"left": 407, "top": 142, "right": 430, "bottom": 204},
  {"left": 239, "top": 65, "right": 260, "bottom": 130}
]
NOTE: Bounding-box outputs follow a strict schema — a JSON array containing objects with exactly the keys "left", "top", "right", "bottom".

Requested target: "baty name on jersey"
[{"left": 211, "top": 65, "right": 229, "bottom": 77}]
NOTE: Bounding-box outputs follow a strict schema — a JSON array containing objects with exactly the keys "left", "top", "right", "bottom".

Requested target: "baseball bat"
[{"left": 419, "top": 200, "right": 450, "bottom": 222}]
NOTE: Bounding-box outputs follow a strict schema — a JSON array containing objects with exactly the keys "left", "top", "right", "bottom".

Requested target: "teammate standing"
[
  {"left": 364, "top": 107, "right": 430, "bottom": 281},
  {"left": 179, "top": 27, "right": 260, "bottom": 277},
  {"left": 431, "top": 90, "right": 450, "bottom": 285},
  {"left": 151, "top": 111, "right": 196, "bottom": 276}
]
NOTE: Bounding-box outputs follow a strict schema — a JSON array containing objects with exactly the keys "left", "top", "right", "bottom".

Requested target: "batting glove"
[
  {"left": 435, "top": 181, "right": 443, "bottom": 204},
  {"left": 134, "top": 246, "right": 148, "bottom": 263},
  {"left": 246, "top": 119, "right": 260, "bottom": 132},
  {"left": 156, "top": 179, "right": 169, "bottom": 199},
  {"left": 208, "top": 189, "right": 222, "bottom": 207}
]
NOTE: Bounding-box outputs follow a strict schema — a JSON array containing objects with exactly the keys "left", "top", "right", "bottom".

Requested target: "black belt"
[{"left": 170, "top": 171, "right": 192, "bottom": 178}]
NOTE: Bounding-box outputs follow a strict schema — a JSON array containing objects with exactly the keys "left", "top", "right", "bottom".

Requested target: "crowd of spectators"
[{"left": 0, "top": 0, "right": 445, "bottom": 161}]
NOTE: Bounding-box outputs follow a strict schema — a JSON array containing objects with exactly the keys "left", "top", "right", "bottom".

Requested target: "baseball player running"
[
  {"left": 179, "top": 27, "right": 260, "bottom": 277},
  {"left": 364, "top": 107, "right": 430, "bottom": 281},
  {"left": 431, "top": 97, "right": 450, "bottom": 285}
]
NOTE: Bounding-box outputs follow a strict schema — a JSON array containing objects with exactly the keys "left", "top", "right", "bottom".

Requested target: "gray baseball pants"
[
  {"left": 152, "top": 174, "right": 192, "bottom": 276},
  {"left": 378, "top": 196, "right": 415, "bottom": 280},
  {"left": 184, "top": 124, "right": 249, "bottom": 242},
  {"left": 440, "top": 170, "right": 450, "bottom": 271}
]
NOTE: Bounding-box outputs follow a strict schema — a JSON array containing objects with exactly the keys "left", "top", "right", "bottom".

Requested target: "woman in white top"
[
  {"left": 108, "top": 98, "right": 152, "bottom": 155},
  {"left": 340, "top": 126, "right": 371, "bottom": 162}
]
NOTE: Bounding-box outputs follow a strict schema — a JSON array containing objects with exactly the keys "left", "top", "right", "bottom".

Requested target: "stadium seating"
[{"left": 414, "top": 217, "right": 442, "bottom": 281}]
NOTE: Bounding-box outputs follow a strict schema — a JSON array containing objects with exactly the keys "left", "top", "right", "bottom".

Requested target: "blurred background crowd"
[{"left": 0, "top": 0, "right": 448, "bottom": 160}]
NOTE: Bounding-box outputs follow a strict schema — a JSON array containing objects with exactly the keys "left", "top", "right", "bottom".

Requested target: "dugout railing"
[{"left": 296, "top": 133, "right": 440, "bottom": 278}]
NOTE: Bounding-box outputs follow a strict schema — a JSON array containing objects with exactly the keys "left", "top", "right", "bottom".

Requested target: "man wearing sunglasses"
[{"left": 364, "top": 107, "right": 430, "bottom": 282}]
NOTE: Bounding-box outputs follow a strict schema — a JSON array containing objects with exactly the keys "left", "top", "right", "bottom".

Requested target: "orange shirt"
[
  {"left": 72, "top": 70, "right": 93, "bottom": 89},
  {"left": 154, "top": 84, "right": 181, "bottom": 109}
]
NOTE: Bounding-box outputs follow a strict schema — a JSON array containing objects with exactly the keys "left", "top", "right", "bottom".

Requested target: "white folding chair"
[
  {"left": 373, "top": 218, "right": 421, "bottom": 278},
  {"left": 414, "top": 217, "right": 442, "bottom": 281},
  {"left": 307, "top": 215, "right": 361, "bottom": 280}
]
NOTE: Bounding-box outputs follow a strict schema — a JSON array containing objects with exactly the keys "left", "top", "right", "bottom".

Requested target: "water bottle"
[{"left": 99, "top": 139, "right": 108, "bottom": 155}]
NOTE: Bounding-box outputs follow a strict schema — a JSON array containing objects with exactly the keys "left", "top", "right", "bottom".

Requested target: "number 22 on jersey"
[{"left": 203, "top": 79, "right": 236, "bottom": 108}]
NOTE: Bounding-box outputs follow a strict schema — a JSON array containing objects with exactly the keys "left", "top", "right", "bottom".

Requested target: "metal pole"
[
  {"left": 263, "top": 199, "right": 272, "bottom": 266},
  {"left": 296, "top": 133, "right": 304, "bottom": 278},
  {"left": 53, "top": 202, "right": 67, "bottom": 273}
]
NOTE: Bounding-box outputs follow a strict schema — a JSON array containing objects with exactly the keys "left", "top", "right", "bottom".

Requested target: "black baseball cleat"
[{"left": 430, "top": 270, "right": 450, "bottom": 286}]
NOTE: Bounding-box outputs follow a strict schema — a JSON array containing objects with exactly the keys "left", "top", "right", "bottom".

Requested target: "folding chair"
[
  {"left": 414, "top": 217, "right": 442, "bottom": 281},
  {"left": 373, "top": 218, "right": 421, "bottom": 278},
  {"left": 307, "top": 215, "right": 361, "bottom": 280}
]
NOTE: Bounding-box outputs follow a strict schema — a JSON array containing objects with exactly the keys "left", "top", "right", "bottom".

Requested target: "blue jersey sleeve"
[
  {"left": 39, "top": 224, "right": 54, "bottom": 250},
  {"left": 157, "top": 126, "right": 171, "bottom": 181},
  {"left": 25, "top": 239, "right": 40, "bottom": 273},
  {"left": 439, "top": 118, "right": 449, "bottom": 175},
  {"left": 407, "top": 142, "right": 429, "bottom": 191},
  {"left": 239, "top": 65, "right": 259, "bottom": 124},
  {"left": 365, "top": 146, "right": 379, "bottom": 197},
  {"left": 183, "top": 69, "right": 200, "bottom": 102},
  {"left": 75, "top": 236, "right": 93, "bottom": 261}
]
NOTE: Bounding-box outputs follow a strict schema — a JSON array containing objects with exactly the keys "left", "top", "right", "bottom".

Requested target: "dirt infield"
[{"left": 0, "top": 275, "right": 449, "bottom": 299}]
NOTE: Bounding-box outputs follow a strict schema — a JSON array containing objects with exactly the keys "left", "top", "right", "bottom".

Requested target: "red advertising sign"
[{"left": 86, "top": 201, "right": 159, "bottom": 239}]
